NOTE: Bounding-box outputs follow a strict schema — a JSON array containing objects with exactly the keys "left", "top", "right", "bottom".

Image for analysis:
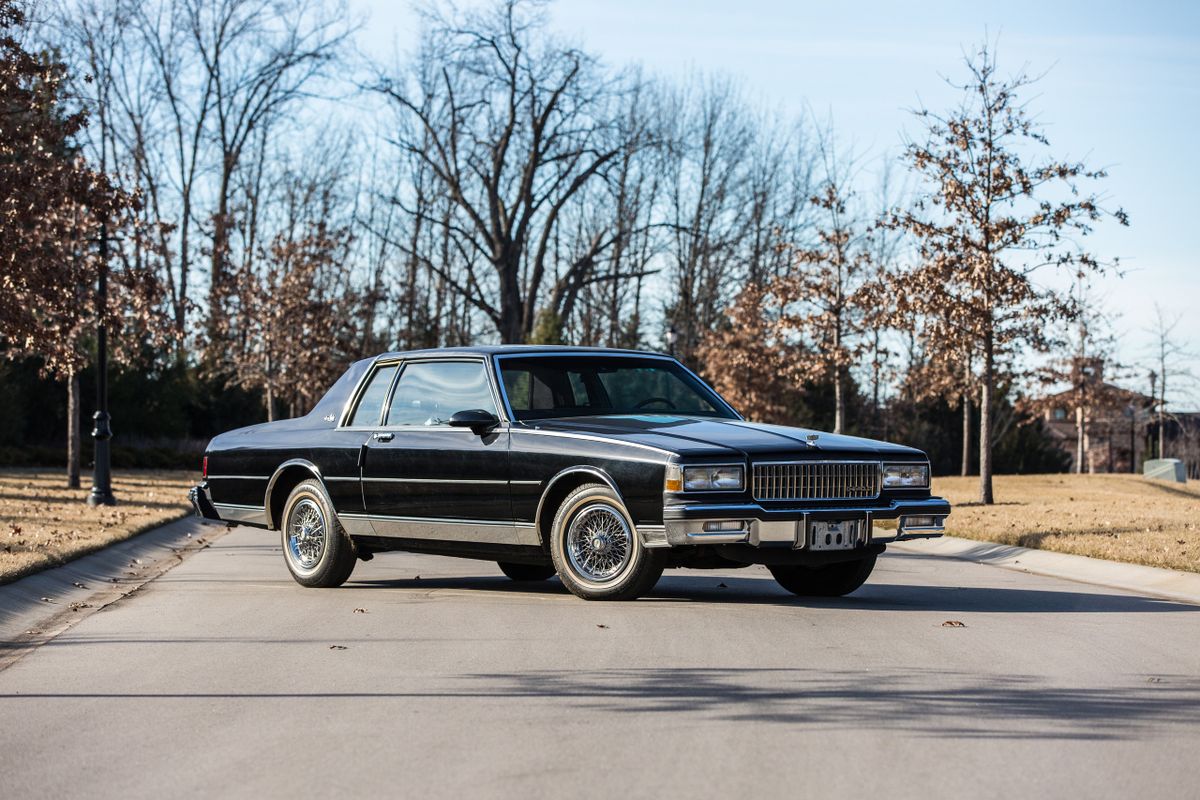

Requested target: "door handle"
[{"left": 372, "top": 432, "right": 394, "bottom": 442}]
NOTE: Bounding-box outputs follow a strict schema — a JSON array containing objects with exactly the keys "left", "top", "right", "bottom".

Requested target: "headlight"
[
  {"left": 681, "top": 465, "right": 744, "bottom": 492},
  {"left": 882, "top": 463, "right": 929, "bottom": 488}
]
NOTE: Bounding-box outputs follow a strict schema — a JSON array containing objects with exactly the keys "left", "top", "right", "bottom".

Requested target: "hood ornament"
[{"left": 805, "top": 434, "right": 820, "bottom": 447}]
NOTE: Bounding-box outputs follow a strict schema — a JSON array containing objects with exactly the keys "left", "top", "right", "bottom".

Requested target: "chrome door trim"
[
  {"left": 339, "top": 513, "right": 540, "bottom": 546},
  {"left": 361, "top": 477, "right": 508, "bottom": 485}
]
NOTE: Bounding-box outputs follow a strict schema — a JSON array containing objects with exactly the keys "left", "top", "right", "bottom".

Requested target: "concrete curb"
[
  {"left": 891, "top": 535, "right": 1200, "bottom": 607},
  {"left": 0, "top": 516, "right": 229, "bottom": 669}
]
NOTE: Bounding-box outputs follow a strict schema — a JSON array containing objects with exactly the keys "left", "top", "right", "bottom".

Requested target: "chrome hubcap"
[
  {"left": 287, "top": 498, "right": 326, "bottom": 570},
  {"left": 567, "top": 503, "right": 632, "bottom": 583}
]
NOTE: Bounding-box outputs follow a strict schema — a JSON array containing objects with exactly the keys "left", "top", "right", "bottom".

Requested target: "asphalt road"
[{"left": 2, "top": 524, "right": 1199, "bottom": 799}]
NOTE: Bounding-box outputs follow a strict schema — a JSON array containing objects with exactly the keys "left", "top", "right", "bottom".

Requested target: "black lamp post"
[
  {"left": 87, "top": 221, "right": 116, "bottom": 507},
  {"left": 665, "top": 326, "right": 678, "bottom": 358}
]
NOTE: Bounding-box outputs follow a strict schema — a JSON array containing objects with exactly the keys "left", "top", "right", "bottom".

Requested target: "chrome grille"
[{"left": 752, "top": 461, "right": 881, "bottom": 501}]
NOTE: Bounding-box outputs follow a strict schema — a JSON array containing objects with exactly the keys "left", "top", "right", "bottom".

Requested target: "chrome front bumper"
[{"left": 648, "top": 497, "right": 950, "bottom": 549}]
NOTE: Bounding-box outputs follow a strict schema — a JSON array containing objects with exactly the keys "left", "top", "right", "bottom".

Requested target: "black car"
[{"left": 190, "top": 347, "right": 950, "bottom": 600}]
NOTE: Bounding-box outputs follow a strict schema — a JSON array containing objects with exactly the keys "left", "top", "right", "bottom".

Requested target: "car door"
[{"left": 360, "top": 358, "right": 516, "bottom": 544}]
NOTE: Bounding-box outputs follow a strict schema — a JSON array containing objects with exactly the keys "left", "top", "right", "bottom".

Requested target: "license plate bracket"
[{"left": 808, "top": 518, "right": 866, "bottom": 551}]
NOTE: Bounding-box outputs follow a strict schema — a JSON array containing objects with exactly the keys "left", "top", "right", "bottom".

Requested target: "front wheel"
[
  {"left": 549, "top": 483, "right": 663, "bottom": 600},
  {"left": 769, "top": 554, "right": 877, "bottom": 597},
  {"left": 281, "top": 479, "right": 357, "bottom": 588}
]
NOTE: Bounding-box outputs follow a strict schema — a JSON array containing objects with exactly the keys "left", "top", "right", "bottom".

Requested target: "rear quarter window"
[{"left": 348, "top": 364, "right": 398, "bottom": 426}]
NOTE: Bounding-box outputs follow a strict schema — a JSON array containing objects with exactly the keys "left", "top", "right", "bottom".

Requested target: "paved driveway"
[{"left": 2, "top": 525, "right": 1198, "bottom": 799}]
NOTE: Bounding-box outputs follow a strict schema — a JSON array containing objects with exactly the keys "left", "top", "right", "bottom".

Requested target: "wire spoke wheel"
[
  {"left": 566, "top": 502, "right": 633, "bottom": 583},
  {"left": 286, "top": 497, "right": 327, "bottom": 571}
]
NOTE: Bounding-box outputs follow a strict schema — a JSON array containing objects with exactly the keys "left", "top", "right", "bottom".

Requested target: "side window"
[
  {"left": 348, "top": 364, "right": 398, "bottom": 426},
  {"left": 386, "top": 361, "right": 498, "bottom": 426}
]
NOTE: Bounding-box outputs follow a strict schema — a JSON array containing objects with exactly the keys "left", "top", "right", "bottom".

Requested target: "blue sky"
[{"left": 350, "top": 0, "right": 1200, "bottom": 405}]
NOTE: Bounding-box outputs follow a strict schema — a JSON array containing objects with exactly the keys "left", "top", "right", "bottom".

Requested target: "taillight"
[{"left": 202, "top": 456, "right": 208, "bottom": 478}]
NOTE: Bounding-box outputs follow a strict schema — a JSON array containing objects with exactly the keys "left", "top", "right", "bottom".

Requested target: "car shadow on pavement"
[
  {"left": 8, "top": 668, "right": 1195, "bottom": 742},
  {"left": 352, "top": 575, "right": 570, "bottom": 595},
  {"left": 351, "top": 572, "right": 1197, "bottom": 613},
  {"left": 650, "top": 575, "right": 1199, "bottom": 613},
  {"left": 454, "top": 667, "right": 1200, "bottom": 740}
]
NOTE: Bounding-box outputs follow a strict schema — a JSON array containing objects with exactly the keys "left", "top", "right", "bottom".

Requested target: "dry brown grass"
[
  {"left": 933, "top": 474, "right": 1200, "bottom": 573},
  {"left": 0, "top": 469, "right": 194, "bottom": 584}
]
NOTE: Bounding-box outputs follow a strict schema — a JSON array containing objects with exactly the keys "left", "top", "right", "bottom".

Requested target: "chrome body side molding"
[
  {"left": 212, "top": 502, "right": 269, "bottom": 527},
  {"left": 339, "top": 513, "right": 540, "bottom": 547}
]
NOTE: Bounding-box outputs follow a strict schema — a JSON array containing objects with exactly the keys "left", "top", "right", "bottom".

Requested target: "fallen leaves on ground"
[
  {"left": 0, "top": 470, "right": 192, "bottom": 583},
  {"left": 932, "top": 474, "right": 1200, "bottom": 573}
]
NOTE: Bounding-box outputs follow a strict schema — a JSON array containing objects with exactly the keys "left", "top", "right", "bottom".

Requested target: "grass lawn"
[
  {"left": 0, "top": 469, "right": 194, "bottom": 584},
  {"left": 933, "top": 474, "right": 1200, "bottom": 574}
]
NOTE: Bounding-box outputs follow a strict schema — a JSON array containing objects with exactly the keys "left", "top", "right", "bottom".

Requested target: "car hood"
[{"left": 526, "top": 416, "right": 926, "bottom": 460}]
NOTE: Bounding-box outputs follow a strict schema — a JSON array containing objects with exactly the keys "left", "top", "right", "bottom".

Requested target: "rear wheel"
[
  {"left": 769, "top": 555, "right": 877, "bottom": 597},
  {"left": 550, "top": 483, "right": 663, "bottom": 601},
  {"left": 281, "top": 479, "right": 357, "bottom": 588},
  {"left": 497, "top": 561, "right": 556, "bottom": 582}
]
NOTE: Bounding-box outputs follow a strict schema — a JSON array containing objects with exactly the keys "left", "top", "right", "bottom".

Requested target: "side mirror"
[{"left": 448, "top": 409, "right": 500, "bottom": 436}]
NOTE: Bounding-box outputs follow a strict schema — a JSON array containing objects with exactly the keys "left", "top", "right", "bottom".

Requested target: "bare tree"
[
  {"left": 374, "top": 0, "right": 636, "bottom": 344},
  {"left": 660, "top": 75, "right": 756, "bottom": 360},
  {"left": 186, "top": 0, "right": 352, "bottom": 349},
  {"left": 890, "top": 42, "right": 1127, "bottom": 503},
  {"left": 1145, "top": 306, "right": 1195, "bottom": 460}
]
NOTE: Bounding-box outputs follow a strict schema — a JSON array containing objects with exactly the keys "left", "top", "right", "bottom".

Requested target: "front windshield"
[{"left": 497, "top": 356, "right": 738, "bottom": 421}]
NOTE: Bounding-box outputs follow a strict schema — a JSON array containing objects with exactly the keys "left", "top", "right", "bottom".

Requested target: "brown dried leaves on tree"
[
  {"left": 887, "top": 42, "right": 1128, "bottom": 503},
  {"left": 224, "top": 224, "right": 356, "bottom": 420},
  {"left": 697, "top": 283, "right": 804, "bottom": 425},
  {"left": 0, "top": 1, "right": 171, "bottom": 380}
]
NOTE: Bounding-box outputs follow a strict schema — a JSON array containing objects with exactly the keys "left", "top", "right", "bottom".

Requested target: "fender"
[
  {"left": 534, "top": 465, "right": 630, "bottom": 537},
  {"left": 264, "top": 458, "right": 326, "bottom": 529}
]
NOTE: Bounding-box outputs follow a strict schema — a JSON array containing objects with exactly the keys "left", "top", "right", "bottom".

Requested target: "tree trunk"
[
  {"left": 498, "top": 250, "right": 525, "bottom": 344},
  {"left": 1075, "top": 405, "right": 1085, "bottom": 474},
  {"left": 833, "top": 367, "right": 845, "bottom": 434},
  {"left": 978, "top": 340, "right": 994, "bottom": 504},
  {"left": 265, "top": 351, "right": 275, "bottom": 423},
  {"left": 1158, "top": 384, "right": 1166, "bottom": 459},
  {"left": 960, "top": 397, "right": 971, "bottom": 477},
  {"left": 67, "top": 371, "right": 81, "bottom": 489}
]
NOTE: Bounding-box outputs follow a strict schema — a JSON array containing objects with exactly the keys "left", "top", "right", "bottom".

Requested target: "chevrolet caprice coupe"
[{"left": 190, "top": 347, "right": 950, "bottom": 600}]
